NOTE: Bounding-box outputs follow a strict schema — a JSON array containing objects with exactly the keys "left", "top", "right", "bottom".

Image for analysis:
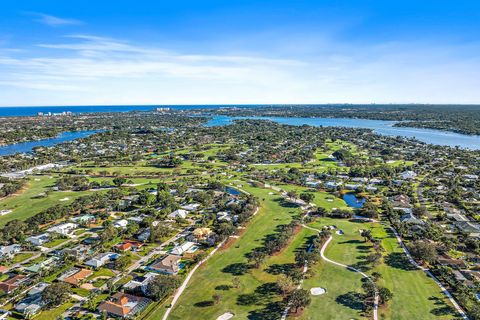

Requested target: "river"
[
  {"left": 205, "top": 115, "right": 480, "bottom": 149},
  {"left": 0, "top": 131, "right": 99, "bottom": 156}
]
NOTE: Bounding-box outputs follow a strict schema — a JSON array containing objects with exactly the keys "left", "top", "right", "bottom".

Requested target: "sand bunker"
[
  {"left": 310, "top": 287, "right": 326, "bottom": 295},
  {"left": 217, "top": 312, "right": 234, "bottom": 320},
  {"left": 0, "top": 210, "right": 12, "bottom": 216},
  {"left": 59, "top": 197, "right": 70, "bottom": 202}
]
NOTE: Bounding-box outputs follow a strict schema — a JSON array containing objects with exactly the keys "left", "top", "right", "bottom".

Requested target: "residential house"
[
  {"left": 123, "top": 272, "right": 157, "bottom": 293},
  {"left": 114, "top": 219, "right": 129, "bottom": 228},
  {"left": 171, "top": 241, "right": 196, "bottom": 255},
  {"left": 25, "top": 233, "right": 49, "bottom": 246},
  {"left": 0, "top": 274, "right": 27, "bottom": 294},
  {"left": 168, "top": 209, "right": 188, "bottom": 219},
  {"left": 24, "top": 257, "right": 58, "bottom": 273},
  {"left": 400, "top": 171, "right": 417, "bottom": 180},
  {"left": 60, "top": 268, "right": 93, "bottom": 286},
  {"left": 98, "top": 292, "right": 151, "bottom": 319},
  {"left": 115, "top": 241, "right": 143, "bottom": 252},
  {"left": 181, "top": 203, "right": 201, "bottom": 211},
  {"left": 0, "top": 244, "right": 21, "bottom": 258},
  {"left": 46, "top": 222, "right": 77, "bottom": 235},
  {"left": 148, "top": 255, "right": 181, "bottom": 275},
  {"left": 86, "top": 252, "right": 120, "bottom": 268}
]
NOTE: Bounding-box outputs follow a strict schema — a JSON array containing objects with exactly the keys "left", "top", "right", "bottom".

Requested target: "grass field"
[{"left": 0, "top": 175, "right": 92, "bottom": 226}]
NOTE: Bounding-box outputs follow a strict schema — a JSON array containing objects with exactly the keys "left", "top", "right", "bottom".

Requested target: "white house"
[
  {"left": 171, "top": 241, "right": 196, "bottom": 255},
  {"left": 181, "top": 203, "right": 201, "bottom": 211},
  {"left": 47, "top": 222, "right": 77, "bottom": 235},
  {"left": 114, "top": 219, "right": 129, "bottom": 228},
  {"left": 169, "top": 209, "right": 188, "bottom": 219},
  {"left": 85, "top": 252, "right": 120, "bottom": 268},
  {"left": 123, "top": 272, "right": 157, "bottom": 293},
  {"left": 26, "top": 234, "right": 49, "bottom": 246},
  {"left": 0, "top": 244, "right": 21, "bottom": 258},
  {"left": 400, "top": 171, "right": 417, "bottom": 180}
]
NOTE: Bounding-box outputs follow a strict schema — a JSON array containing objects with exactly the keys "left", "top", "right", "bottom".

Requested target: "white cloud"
[
  {"left": 29, "top": 12, "right": 82, "bottom": 26},
  {"left": 0, "top": 35, "right": 479, "bottom": 105}
]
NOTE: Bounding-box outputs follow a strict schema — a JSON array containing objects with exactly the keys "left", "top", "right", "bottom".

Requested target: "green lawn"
[
  {"left": 0, "top": 175, "right": 92, "bottom": 226},
  {"left": 35, "top": 301, "right": 74, "bottom": 320}
]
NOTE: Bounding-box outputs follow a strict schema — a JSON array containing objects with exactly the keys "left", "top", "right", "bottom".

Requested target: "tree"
[
  {"left": 247, "top": 249, "right": 267, "bottom": 268},
  {"left": 371, "top": 272, "right": 382, "bottom": 282},
  {"left": 299, "top": 192, "right": 315, "bottom": 203},
  {"left": 288, "top": 289, "right": 311, "bottom": 313},
  {"left": 287, "top": 190, "right": 298, "bottom": 201},
  {"left": 212, "top": 293, "right": 221, "bottom": 305},
  {"left": 145, "top": 275, "right": 181, "bottom": 301},
  {"left": 378, "top": 287, "right": 393, "bottom": 305},
  {"left": 42, "top": 283, "right": 71, "bottom": 308},
  {"left": 277, "top": 274, "right": 295, "bottom": 297},
  {"left": 114, "top": 255, "right": 131, "bottom": 271},
  {"left": 360, "top": 229, "right": 372, "bottom": 242},
  {"left": 113, "top": 177, "right": 126, "bottom": 187},
  {"left": 408, "top": 240, "right": 437, "bottom": 264},
  {"left": 361, "top": 202, "right": 379, "bottom": 219},
  {"left": 232, "top": 277, "right": 241, "bottom": 289}
]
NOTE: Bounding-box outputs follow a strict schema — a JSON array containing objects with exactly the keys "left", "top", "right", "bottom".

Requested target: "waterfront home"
[
  {"left": 85, "top": 252, "right": 120, "bottom": 268},
  {"left": 98, "top": 292, "right": 151, "bottom": 318},
  {"left": 0, "top": 244, "right": 21, "bottom": 258},
  {"left": 46, "top": 222, "right": 78, "bottom": 235},
  {"left": 148, "top": 255, "right": 181, "bottom": 275},
  {"left": 25, "top": 233, "right": 49, "bottom": 246}
]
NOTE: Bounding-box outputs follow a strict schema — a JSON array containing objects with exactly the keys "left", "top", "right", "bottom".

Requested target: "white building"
[
  {"left": 47, "top": 222, "right": 77, "bottom": 235},
  {"left": 169, "top": 209, "right": 188, "bottom": 219},
  {"left": 114, "top": 219, "right": 129, "bottom": 228},
  {"left": 85, "top": 252, "right": 120, "bottom": 268},
  {"left": 171, "top": 241, "right": 196, "bottom": 255},
  {"left": 0, "top": 244, "right": 21, "bottom": 258},
  {"left": 400, "top": 171, "right": 417, "bottom": 180}
]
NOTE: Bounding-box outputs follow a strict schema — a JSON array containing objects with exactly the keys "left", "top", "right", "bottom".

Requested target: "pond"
[
  {"left": 342, "top": 193, "right": 366, "bottom": 209},
  {"left": 225, "top": 186, "right": 242, "bottom": 196}
]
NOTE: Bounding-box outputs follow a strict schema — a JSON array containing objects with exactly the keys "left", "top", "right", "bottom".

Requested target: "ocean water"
[{"left": 0, "top": 105, "right": 214, "bottom": 117}]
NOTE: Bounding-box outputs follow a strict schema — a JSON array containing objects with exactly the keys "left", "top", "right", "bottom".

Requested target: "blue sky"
[{"left": 1, "top": 0, "right": 480, "bottom": 106}]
